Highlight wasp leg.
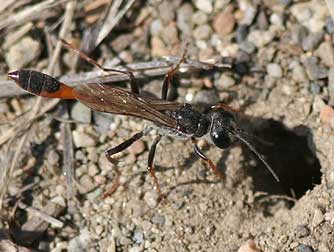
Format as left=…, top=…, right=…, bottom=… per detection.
left=161, top=46, right=188, bottom=100
left=105, top=131, right=145, bottom=162
left=60, top=39, right=139, bottom=94
left=191, top=138, right=224, bottom=179
left=147, top=135, right=166, bottom=199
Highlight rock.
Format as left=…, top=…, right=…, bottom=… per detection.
left=309, top=82, right=321, bottom=94
left=79, top=174, right=96, bottom=194
left=143, top=191, right=159, bottom=208
left=302, top=32, right=323, bottom=51
left=320, top=105, right=334, bottom=128
left=176, top=3, right=193, bottom=36
left=150, top=19, right=163, bottom=36
left=158, top=1, right=175, bottom=24
left=295, top=225, right=310, bottom=238
left=193, top=89, right=220, bottom=106
left=71, top=102, right=92, bottom=124
left=238, top=1, right=257, bottom=26
left=315, top=42, right=334, bottom=67
left=267, top=63, right=283, bottom=78
left=290, top=25, right=308, bottom=46
left=291, top=62, right=308, bottom=83
left=239, top=41, right=256, bottom=54
left=302, top=57, right=328, bottom=80
left=151, top=36, right=169, bottom=57
left=128, top=140, right=146, bottom=155
left=213, top=9, right=235, bottom=36
left=191, top=11, right=208, bottom=25
left=295, top=244, right=314, bottom=252
left=160, top=22, right=179, bottom=45
left=236, top=25, right=249, bottom=43
left=68, top=230, right=93, bottom=252
left=93, top=111, right=114, bottom=134
left=6, top=36, right=41, bottom=70
left=312, top=208, right=324, bottom=227
left=238, top=239, right=262, bottom=252
left=217, top=73, right=236, bottom=90
left=256, top=11, right=269, bottom=30
left=193, top=24, right=212, bottom=40
left=194, top=0, right=213, bottom=13
left=328, top=68, right=334, bottom=104
left=325, top=16, right=334, bottom=34
left=72, top=130, right=97, bottom=148
left=247, top=29, right=275, bottom=48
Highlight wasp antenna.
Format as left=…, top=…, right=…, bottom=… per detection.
left=235, top=128, right=274, bottom=146
left=234, top=132, right=280, bottom=182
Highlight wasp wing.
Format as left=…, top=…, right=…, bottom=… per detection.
left=73, top=83, right=182, bottom=128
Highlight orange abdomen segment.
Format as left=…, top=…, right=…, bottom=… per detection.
left=8, top=70, right=75, bottom=99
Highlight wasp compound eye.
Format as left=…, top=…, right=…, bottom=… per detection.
left=210, top=129, right=234, bottom=149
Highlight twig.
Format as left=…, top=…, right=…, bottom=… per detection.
left=1, top=58, right=232, bottom=98
left=17, top=202, right=64, bottom=228
left=0, top=0, right=68, bottom=30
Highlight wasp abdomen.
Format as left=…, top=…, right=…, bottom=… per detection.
left=8, top=70, right=75, bottom=99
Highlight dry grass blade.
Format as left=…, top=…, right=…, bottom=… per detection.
left=0, top=0, right=68, bottom=30
left=96, top=0, right=136, bottom=46
left=61, top=119, right=75, bottom=201
left=0, top=0, right=16, bottom=14
left=0, top=1, right=77, bottom=210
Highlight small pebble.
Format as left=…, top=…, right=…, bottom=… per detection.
left=312, top=208, right=324, bottom=227
left=133, top=230, right=144, bottom=244
left=176, top=3, right=193, bottom=36
left=247, top=30, right=275, bottom=48
left=315, top=42, right=334, bottom=67
left=290, top=242, right=299, bottom=249
left=309, top=82, right=321, bottom=94
left=256, top=11, right=269, bottom=30
left=267, top=63, right=283, bottom=78
left=328, top=68, right=334, bottom=104
left=88, top=164, right=99, bottom=177
left=79, top=174, right=96, bottom=194
left=236, top=25, right=249, bottom=43
left=302, top=32, right=323, bottom=51
left=213, top=10, right=235, bottom=36
left=193, top=89, right=220, bottom=106
left=239, top=41, right=256, bottom=54
left=320, top=105, right=334, bottom=128
left=71, top=102, right=92, bottom=124
left=194, top=0, right=213, bottom=13
left=295, top=225, right=310, bottom=238
left=290, top=24, right=308, bottom=46
left=143, top=191, right=159, bottom=208
left=158, top=1, right=175, bottom=24
left=325, top=16, right=334, bottom=34
left=238, top=239, right=262, bottom=252
left=303, top=57, right=328, bottom=80
left=291, top=63, right=308, bottom=82
left=73, top=131, right=97, bottom=148
left=295, top=244, right=314, bottom=252
left=191, top=11, right=208, bottom=25
left=128, top=140, right=146, bottom=155
left=217, top=73, right=236, bottom=89
left=193, top=24, right=212, bottom=40
left=6, top=36, right=41, bottom=70
left=151, top=214, right=165, bottom=225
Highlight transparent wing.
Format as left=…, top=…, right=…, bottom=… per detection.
left=73, top=83, right=182, bottom=128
